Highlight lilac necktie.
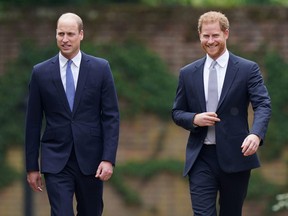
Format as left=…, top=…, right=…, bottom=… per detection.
left=66, top=60, right=75, bottom=111
left=206, top=61, right=218, bottom=144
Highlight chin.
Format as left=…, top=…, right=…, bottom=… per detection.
left=207, top=53, right=216, bottom=59
left=61, top=49, right=71, bottom=53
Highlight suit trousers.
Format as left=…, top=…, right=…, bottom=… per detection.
left=188, top=145, right=251, bottom=216
left=44, top=147, right=103, bottom=216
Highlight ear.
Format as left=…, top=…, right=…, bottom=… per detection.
left=224, top=29, right=229, bottom=39
left=80, top=30, right=84, bottom=41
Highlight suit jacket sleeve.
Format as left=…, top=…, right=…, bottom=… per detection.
left=172, top=66, right=200, bottom=133
left=25, top=66, right=43, bottom=172
left=247, top=62, right=271, bottom=143
left=100, top=61, right=120, bottom=165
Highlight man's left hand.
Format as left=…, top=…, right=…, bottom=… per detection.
left=241, top=134, right=261, bottom=156
left=95, top=161, right=113, bottom=181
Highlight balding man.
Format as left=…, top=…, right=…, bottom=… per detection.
left=25, top=12, right=120, bottom=216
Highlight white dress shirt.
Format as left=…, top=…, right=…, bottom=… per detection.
left=59, top=51, right=82, bottom=91
left=203, top=50, right=229, bottom=145
left=203, top=49, right=229, bottom=103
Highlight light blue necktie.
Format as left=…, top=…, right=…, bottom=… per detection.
left=66, top=60, right=75, bottom=111
left=206, top=61, right=218, bottom=144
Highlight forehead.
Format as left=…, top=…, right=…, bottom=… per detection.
left=57, top=18, right=78, bottom=32
left=200, top=22, right=222, bottom=34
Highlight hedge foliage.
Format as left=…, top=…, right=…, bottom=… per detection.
left=82, top=41, right=177, bottom=120
left=1, top=0, right=286, bottom=7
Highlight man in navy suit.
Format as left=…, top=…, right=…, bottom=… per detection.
left=172, top=11, right=271, bottom=216
left=25, top=13, right=119, bottom=216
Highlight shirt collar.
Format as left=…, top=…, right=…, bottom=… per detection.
left=206, top=49, right=229, bottom=68
left=59, top=51, right=82, bottom=68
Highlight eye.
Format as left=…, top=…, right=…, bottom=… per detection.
left=202, top=35, right=209, bottom=39
left=67, top=32, right=76, bottom=37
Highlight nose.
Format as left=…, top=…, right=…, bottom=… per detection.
left=207, top=36, right=215, bottom=44
left=62, top=34, right=69, bottom=42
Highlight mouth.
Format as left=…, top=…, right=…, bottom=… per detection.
left=207, top=44, right=217, bottom=49
left=206, top=45, right=218, bottom=53
left=61, top=44, right=71, bottom=50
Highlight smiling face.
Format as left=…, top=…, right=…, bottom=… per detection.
left=199, top=21, right=229, bottom=60
left=56, top=13, right=84, bottom=59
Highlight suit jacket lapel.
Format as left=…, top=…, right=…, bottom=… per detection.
left=217, top=53, right=238, bottom=112
left=194, top=58, right=207, bottom=112
left=51, top=55, right=72, bottom=113
left=72, top=52, right=90, bottom=114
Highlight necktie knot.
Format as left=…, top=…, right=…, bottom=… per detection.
left=210, top=60, right=217, bottom=69
left=67, top=59, right=72, bottom=67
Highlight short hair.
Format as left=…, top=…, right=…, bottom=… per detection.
left=198, top=11, right=229, bottom=33
left=57, top=12, right=83, bottom=32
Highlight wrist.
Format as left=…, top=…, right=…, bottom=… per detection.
left=192, top=114, right=199, bottom=127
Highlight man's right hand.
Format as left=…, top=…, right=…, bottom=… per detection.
left=27, top=171, right=43, bottom=192
left=193, top=112, right=221, bottom=127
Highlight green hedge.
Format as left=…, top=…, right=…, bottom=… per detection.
left=82, top=40, right=177, bottom=120
left=110, top=159, right=183, bottom=205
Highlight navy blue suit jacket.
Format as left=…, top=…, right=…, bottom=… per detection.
left=172, top=52, right=271, bottom=176
left=25, top=52, right=120, bottom=175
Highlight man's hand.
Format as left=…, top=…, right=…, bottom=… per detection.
left=193, top=112, right=221, bottom=127
left=95, top=161, right=113, bottom=181
left=27, top=171, right=43, bottom=192
left=241, top=134, right=261, bottom=156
